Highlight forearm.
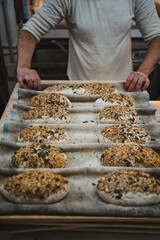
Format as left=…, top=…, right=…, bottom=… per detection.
left=17, top=30, right=41, bottom=90
left=137, top=36, right=160, bottom=76
left=17, top=30, right=37, bottom=69
left=125, top=37, right=160, bottom=92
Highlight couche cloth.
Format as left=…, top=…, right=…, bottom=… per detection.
left=22, top=0, right=160, bottom=81
left=1, top=167, right=160, bottom=216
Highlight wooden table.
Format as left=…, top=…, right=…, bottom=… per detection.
left=0, top=82, right=160, bottom=234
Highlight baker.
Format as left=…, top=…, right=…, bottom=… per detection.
left=17, top=0, right=160, bottom=91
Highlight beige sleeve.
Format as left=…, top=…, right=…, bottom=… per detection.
left=22, top=0, right=68, bottom=42
left=134, top=0, right=160, bottom=44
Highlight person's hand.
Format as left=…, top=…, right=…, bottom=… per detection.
left=17, top=67, right=41, bottom=90
left=125, top=71, right=150, bottom=92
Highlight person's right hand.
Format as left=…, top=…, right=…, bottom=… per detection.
left=17, top=67, right=41, bottom=90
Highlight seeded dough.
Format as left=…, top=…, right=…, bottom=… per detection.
left=22, top=107, right=70, bottom=123
left=99, top=124, right=151, bottom=144
left=28, top=93, right=71, bottom=108
left=94, top=93, right=134, bottom=107
left=101, top=144, right=160, bottom=168
left=98, top=105, right=139, bottom=124
left=97, top=169, right=160, bottom=206
left=17, top=125, right=69, bottom=143
left=1, top=170, right=69, bottom=204
left=43, top=83, right=116, bottom=95
left=11, top=143, right=67, bottom=168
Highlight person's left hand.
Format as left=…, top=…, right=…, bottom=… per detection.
left=125, top=71, right=150, bottom=92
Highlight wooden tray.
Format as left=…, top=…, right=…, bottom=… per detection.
left=1, top=81, right=160, bottom=233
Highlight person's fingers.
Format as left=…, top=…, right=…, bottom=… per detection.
left=125, top=72, right=134, bottom=90
left=127, top=74, right=139, bottom=92
left=18, top=77, right=26, bottom=89
left=142, top=78, right=150, bottom=90
left=36, top=73, right=41, bottom=90
left=17, top=68, right=41, bottom=90
left=134, top=71, right=150, bottom=91
left=25, top=75, right=34, bottom=89
left=135, top=76, right=144, bottom=91
left=29, top=73, right=38, bottom=90
left=33, top=71, right=41, bottom=90
left=32, top=81, right=38, bottom=90
left=125, top=71, right=150, bottom=92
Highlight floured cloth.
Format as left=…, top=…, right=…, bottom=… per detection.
left=0, top=141, right=160, bottom=170
left=11, top=104, right=157, bottom=125
left=22, top=0, right=160, bottom=80
left=1, top=121, right=160, bottom=144
left=1, top=167, right=160, bottom=216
